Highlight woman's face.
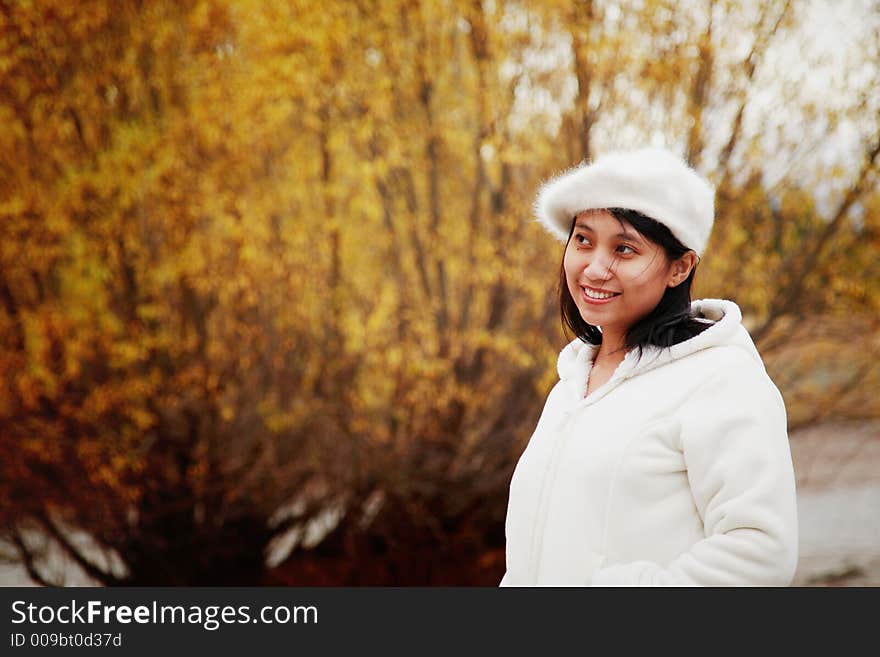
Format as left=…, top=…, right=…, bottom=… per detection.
left=563, top=209, right=682, bottom=337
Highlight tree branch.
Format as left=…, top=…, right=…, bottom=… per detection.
left=716, top=0, right=792, bottom=194
left=569, top=0, right=597, bottom=160
left=685, top=0, right=715, bottom=166
left=37, top=512, right=122, bottom=586
left=752, top=131, right=880, bottom=343
left=10, top=530, right=54, bottom=587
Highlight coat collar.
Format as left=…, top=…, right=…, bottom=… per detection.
left=556, top=298, right=763, bottom=401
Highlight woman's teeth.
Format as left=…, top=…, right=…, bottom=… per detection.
left=583, top=288, right=619, bottom=299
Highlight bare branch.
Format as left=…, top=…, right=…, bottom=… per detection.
left=412, top=1, right=449, bottom=349
left=716, top=0, right=792, bottom=193
left=685, top=0, right=716, bottom=166
left=569, top=0, right=597, bottom=160
left=9, top=530, right=54, bottom=587
left=752, top=132, right=880, bottom=343
left=37, top=513, right=121, bottom=586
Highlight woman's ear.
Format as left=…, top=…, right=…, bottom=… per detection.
left=667, top=251, right=697, bottom=288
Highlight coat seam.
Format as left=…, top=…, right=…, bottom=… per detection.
left=597, top=417, right=668, bottom=561
left=526, top=406, right=577, bottom=583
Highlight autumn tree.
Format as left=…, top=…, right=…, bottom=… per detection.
left=1, top=0, right=877, bottom=585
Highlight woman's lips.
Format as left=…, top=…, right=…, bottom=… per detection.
left=581, top=287, right=621, bottom=305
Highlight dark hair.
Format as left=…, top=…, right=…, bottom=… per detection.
left=558, top=207, right=712, bottom=360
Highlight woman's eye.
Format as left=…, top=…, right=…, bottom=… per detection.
left=575, top=234, right=590, bottom=245
left=618, top=245, right=636, bottom=254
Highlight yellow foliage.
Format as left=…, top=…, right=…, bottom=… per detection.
left=0, top=0, right=877, bottom=585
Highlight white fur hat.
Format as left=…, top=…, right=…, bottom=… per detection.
left=534, top=147, right=715, bottom=257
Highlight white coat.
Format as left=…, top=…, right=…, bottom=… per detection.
left=500, top=298, right=798, bottom=586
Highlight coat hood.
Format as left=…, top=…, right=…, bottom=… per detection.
left=556, top=298, right=763, bottom=399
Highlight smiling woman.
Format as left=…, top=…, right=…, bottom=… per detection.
left=501, top=148, right=799, bottom=586
left=563, top=208, right=701, bottom=369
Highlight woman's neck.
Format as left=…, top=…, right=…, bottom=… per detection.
left=594, top=345, right=626, bottom=366
left=596, top=330, right=627, bottom=364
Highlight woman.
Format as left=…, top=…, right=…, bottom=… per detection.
left=500, top=148, right=798, bottom=586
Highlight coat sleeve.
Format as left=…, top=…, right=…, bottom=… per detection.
left=591, top=362, right=799, bottom=586
left=500, top=379, right=571, bottom=587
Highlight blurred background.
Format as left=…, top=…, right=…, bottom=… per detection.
left=0, top=0, right=878, bottom=586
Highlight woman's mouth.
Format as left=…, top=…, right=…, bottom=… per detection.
left=581, top=286, right=621, bottom=304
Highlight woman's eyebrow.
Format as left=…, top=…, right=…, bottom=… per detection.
left=574, top=222, right=643, bottom=243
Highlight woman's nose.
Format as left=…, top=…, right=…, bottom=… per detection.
left=583, top=253, right=614, bottom=280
